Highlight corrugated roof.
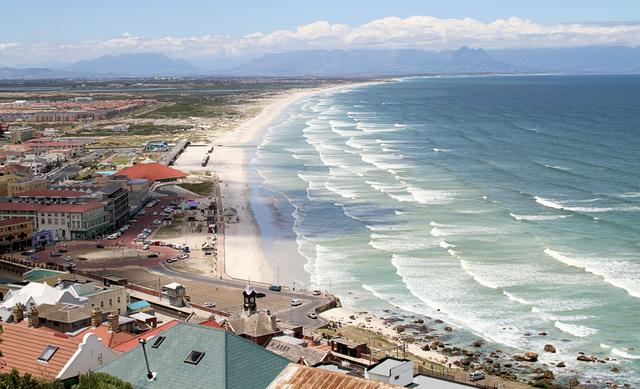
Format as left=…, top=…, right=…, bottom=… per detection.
left=116, top=163, right=187, bottom=182
left=0, top=323, right=81, bottom=380
left=0, top=202, right=103, bottom=213
left=127, top=300, right=151, bottom=311
left=100, top=321, right=289, bottom=389
left=267, top=364, right=400, bottom=389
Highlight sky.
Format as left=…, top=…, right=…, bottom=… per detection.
left=2, top=0, right=640, bottom=66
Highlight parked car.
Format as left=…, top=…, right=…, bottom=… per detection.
left=166, top=257, right=177, bottom=263
left=290, top=299, right=302, bottom=307
left=50, top=251, right=62, bottom=257
left=58, top=248, right=68, bottom=253
left=469, top=371, right=486, bottom=381
left=307, top=312, right=318, bottom=319
left=203, top=302, right=216, bottom=308
left=152, top=219, right=161, bottom=225
left=153, top=211, right=158, bottom=216
left=269, top=285, right=282, bottom=292
left=178, top=253, right=189, bottom=259
left=96, top=244, right=105, bottom=249
left=312, top=290, right=321, bottom=296
left=147, top=253, right=159, bottom=258
left=142, top=244, right=149, bottom=250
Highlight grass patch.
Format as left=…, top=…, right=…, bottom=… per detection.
left=153, top=217, right=184, bottom=239
left=178, top=181, right=214, bottom=196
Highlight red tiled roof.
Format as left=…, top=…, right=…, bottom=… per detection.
left=112, top=320, right=179, bottom=353
left=0, top=323, right=81, bottom=380
left=0, top=217, right=32, bottom=226
left=73, top=325, right=137, bottom=349
left=116, top=163, right=187, bottom=181
left=0, top=201, right=103, bottom=213
left=14, top=189, right=88, bottom=198
left=199, top=319, right=223, bottom=329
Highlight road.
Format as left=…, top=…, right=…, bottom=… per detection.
left=152, top=262, right=331, bottom=330
left=45, top=150, right=107, bottom=182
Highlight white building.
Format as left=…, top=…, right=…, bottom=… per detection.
left=365, top=357, right=414, bottom=387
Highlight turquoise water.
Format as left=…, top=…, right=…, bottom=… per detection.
left=253, top=75, right=640, bottom=385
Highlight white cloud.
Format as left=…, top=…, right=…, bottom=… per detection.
left=2, top=16, right=640, bottom=66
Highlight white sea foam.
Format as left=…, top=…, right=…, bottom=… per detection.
left=544, top=248, right=640, bottom=298
left=510, top=213, right=571, bottom=221
left=554, top=321, right=598, bottom=337
left=503, top=291, right=531, bottom=305
left=535, top=196, right=640, bottom=213
left=543, top=164, right=572, bottom=172
left=611, top=348, right=640, bottom=360
left=406, top=187, right=454, bottom=204
left=600, top=343, right=612, bottom=349
left=369, top=233, right=436, bottom=252
left=439, top=240, right=455, bottom=249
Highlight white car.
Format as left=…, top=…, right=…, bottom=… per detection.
left=203, top=302, right=216, bottom=308
left=312, top=290, right=321, bottom=296
left=307, top=311, right=318, bottom=319
left=469, top=371, right=485, bottom=381
left=178, top=253, right=189, bottom=259
left=142, top=244, right=149, bottom=250
left=153, top=219, right=161, bottom=225
left=290, top=299, right=302, bottom=307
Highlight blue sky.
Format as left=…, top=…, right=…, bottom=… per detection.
left=2, top=1, right=639, bottom=66
left=3, top=0, right=639, bottom=42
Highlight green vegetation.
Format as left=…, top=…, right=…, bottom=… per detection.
left=70, top=122, right=185, bottom=137
left=73, top=372, right=133, bottom=389
left=178, top=180, right=214, bottom=196
left=154, top=216, right=184, bottom=239
left=0, top=369, right=64, bottom=389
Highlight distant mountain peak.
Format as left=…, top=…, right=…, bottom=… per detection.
left=64, top=53, right=201, bottom=76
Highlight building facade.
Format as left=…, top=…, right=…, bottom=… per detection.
left=0, top=217, right=33, bottom=253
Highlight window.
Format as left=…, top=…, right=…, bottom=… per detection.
left=184, top=351, right=205, bottom=365
left=151, top=336, right=166, bottom=348
left=100, top=301, right=103, bottom=308
left=37, top=345, right=59, bottom=362
left=109, top=299, right=112, bottom=306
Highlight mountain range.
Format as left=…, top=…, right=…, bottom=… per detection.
left=1, top=46, right=640, bottom=79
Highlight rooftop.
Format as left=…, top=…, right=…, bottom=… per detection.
left=99, top=321, right=290, bottom=389
left=14, top=189, right=88, bottom=198
left=0, top=323, right=81, bottom=380
left=0, top=201, right=104, bottom=213
left=37, top=303, right=93, bottom=324
left=267, top=363, right=399, bottom=389
left=115, top=162, right=187, bottom=182
left=367, top=358, right=411, bottom=376
left=0, top=216, right=31, bottom=226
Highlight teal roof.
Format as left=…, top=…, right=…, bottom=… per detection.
left=98, top=322, right=289, bottom=389
left=23, top=268, right=66, bottom=281
left=127, top=300, right=151, bottom=311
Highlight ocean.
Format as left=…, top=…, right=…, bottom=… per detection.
left=252, top=75, right=640, bottom=386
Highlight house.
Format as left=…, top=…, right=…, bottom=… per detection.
left=33, top=303, right=96, bottom=333
left=0, top=282, right=87, bottom=319
left=330, top=337, right=369, bottom=359
left=266, top=336, right=329, bottom=366
left=365, top=357, right=414, bottom=387
left=9, top=126, right=33, bottom=144
left=32, top=228, right=54, bottom=250
left=161, top=282, right=187, bottom=307
left=98, top=321, right=290, bottom=389
left=0, top=321, right=119, bottom=382
left=23, top=268, right=71, bottom=285
left=267, top=363, right=399, bottom=389
left=225, top=287, right=283, bottom=346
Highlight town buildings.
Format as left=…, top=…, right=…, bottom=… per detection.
left=9, top=125, right=33, bottom=144
left=0, top=217, right=33, bottom=253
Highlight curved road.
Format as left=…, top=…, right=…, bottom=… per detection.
left=153, top=262, right=331, bottom=330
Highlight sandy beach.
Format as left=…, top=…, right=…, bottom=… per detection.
left=205, top=82, right=381, bottom=285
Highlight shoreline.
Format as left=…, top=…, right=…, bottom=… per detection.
left=209, top=81, right=383, bottom=285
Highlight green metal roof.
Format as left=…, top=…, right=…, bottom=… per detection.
left=98, top=322, right=289, bottom=389
left=23, top=268, right=66, bottom=281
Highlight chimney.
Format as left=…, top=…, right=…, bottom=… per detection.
left=27, top=304, right=40, bottom=328
left=12, top=303, right=24, bottom=323
left=107, top=311, right=120, bottom=332
left=91, top=307, right=102, bottom=328
left=271, top=315, right=277, bottom=331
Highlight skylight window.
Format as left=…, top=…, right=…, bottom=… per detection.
left=151, top=336, right=165, bottom=348
left=37, top=345, right=59, bottom=362
left=184, top=350, right=205, bottom=365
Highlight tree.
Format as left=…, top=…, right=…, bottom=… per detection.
left=0, top=369, right=64, bottom=389
left=73, top=372, right=133, bottom=389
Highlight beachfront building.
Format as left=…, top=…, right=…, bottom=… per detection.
left=23, top=138, right=88, bottom=157
left=98, top=322, right=290, bottom=389
left=114, top=162, right=187, bottom=183
left=226, top=287, right=284, bottom=346
left=0, top=201, right=110, bottom=240
left=365, top=357, right=414, bottom=387
left=0, top=217, right=33, bottom=253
